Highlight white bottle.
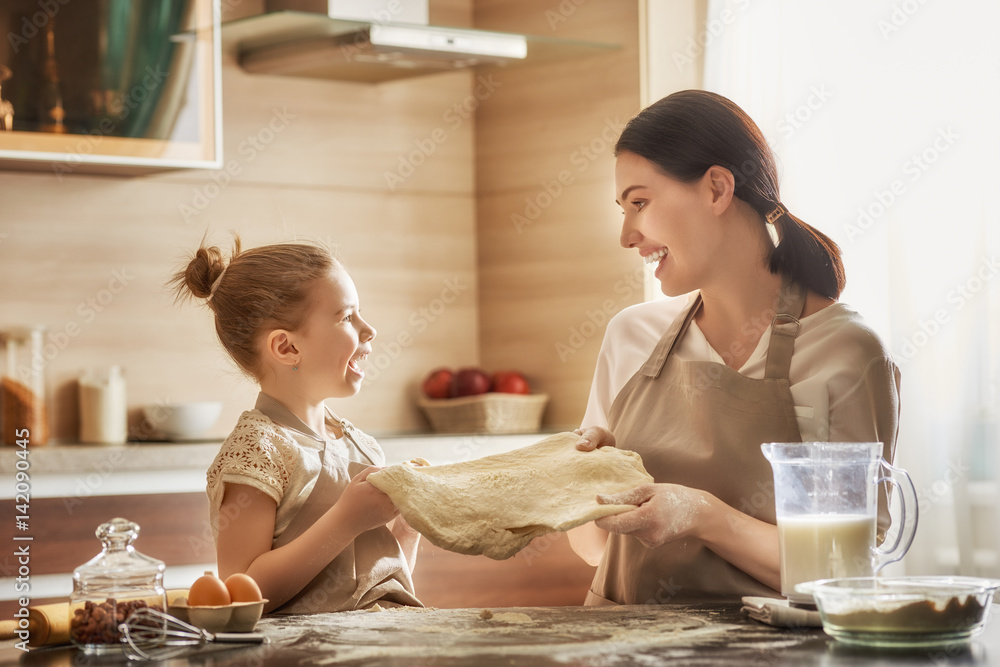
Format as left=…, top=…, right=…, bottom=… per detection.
left=79, top=366, right=127, bottom=444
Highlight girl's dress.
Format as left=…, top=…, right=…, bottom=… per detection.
left=207, top=392, right=422, bottom=612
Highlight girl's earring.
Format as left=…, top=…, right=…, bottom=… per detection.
left=292, top=362, right=299, bottom=371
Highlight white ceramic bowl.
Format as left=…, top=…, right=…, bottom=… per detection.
left=142, top=401, right=223, bottom=441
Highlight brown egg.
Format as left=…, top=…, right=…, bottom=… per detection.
left=225, top=573, right=263, bottom=603
left=188, top=571, right=232, bottom=606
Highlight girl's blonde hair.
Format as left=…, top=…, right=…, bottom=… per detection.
left=170, top=235, right=337, bottom=380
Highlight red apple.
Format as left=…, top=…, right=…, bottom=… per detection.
left=451, top=367, right=491, bottom=397
left=491, top=371, right=531, bottom=395
left=421, top=368, right=453, bottom=399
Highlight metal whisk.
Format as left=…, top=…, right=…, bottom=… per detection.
left=119, top=607, right=268, bottom=661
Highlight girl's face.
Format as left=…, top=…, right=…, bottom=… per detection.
left=294, top=266, right=376, bottom=399
left=615, top=151, right=725, bottom=297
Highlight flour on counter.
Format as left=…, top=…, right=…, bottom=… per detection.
left=488, top=611, right=534, bottom=624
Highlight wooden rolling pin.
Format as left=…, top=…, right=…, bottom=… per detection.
left=0, top=601, right=71, bottom=645
left=0, top=590, right=189, bottom=646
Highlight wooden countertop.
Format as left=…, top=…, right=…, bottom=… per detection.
left=4, top=603, right=1000, bottom=666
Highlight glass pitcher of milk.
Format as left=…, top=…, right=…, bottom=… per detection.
left=761, top=442, right=918, bottom=605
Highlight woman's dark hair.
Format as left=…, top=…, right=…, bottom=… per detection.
left=615, top=89, right=845, bottom=299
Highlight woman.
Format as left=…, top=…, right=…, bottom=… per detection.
left=569, top=90, right=900, bottom=604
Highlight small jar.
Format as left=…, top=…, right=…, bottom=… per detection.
left=78, top=366, right=127, bottom=444
left=0, top=326, right=49, bottom=446
left=70, top=518, right=166, bottom=653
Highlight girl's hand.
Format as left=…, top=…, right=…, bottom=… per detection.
left=574, top=426, right=616, bottom=451
left=594, top=483, right=711, bottom=549
left=336, top=466, right=400, bottom=536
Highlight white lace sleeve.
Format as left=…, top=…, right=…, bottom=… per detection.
left=206, top=410, right=293, bottom=509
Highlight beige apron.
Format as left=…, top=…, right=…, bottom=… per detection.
left=586, top=283, right=806, bottom=605
left=259, top=395, right=422, bottom=613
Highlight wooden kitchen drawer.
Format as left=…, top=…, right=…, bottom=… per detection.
left=0, top=492, right=215, bottom=577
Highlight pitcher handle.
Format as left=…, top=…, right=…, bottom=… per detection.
left=874, top=460, right=919, bottom=572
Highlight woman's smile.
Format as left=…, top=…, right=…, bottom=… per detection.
left=643, top=248, right=669, bottom=277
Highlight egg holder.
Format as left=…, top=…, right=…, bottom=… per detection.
left=168, top=598, right=267, bottom=633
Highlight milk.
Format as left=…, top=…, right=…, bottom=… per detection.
left=778, top=514, right=876, bottom=602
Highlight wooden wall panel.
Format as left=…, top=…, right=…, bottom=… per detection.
left=474, top=0, right=644, bottom=429
left=430, top=0, right=474, bottom=27
left=0, top=0, right=479, bottom=440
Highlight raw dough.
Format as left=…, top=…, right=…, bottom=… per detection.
left=368, top=432, right=653, bottom=560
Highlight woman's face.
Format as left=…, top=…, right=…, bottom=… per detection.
left=294, top=266, right=376, bottom=399
left=615, top=151, right=725, bottom=297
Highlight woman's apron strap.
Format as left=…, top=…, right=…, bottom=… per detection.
left=639, top=293, right=703, bottom=379
left=764, top=282, right=806, bottom=380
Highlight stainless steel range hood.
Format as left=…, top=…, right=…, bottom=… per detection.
left=222, top=0, right=618, bottom=83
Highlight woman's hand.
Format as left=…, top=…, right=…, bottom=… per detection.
left=336, top=466, right=400, bottom=536
left=574, top=426, right=616, bottom=451
left=594, top=483, right=710, bottom=549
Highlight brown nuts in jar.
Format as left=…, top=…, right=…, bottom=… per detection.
left=70, top=598, right=162, bottom=646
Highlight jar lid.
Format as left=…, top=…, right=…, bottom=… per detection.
left=72, top=518, right=165, bottom=592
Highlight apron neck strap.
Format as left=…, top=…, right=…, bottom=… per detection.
left=764, top=281, right=806, bottom=380
left=640, top=293, right=702, bottom=378
left=640, top=282, right=807, bottom=380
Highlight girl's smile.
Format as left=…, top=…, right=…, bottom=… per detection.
left=347, top=352, right=367, bottom=380
left=293, top=266, right=376, bottom=399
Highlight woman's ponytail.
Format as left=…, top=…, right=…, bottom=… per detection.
left=767, top=207, right=845, bottom=300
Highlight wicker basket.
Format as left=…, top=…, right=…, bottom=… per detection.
left=417, top=393, right=549, bottom=434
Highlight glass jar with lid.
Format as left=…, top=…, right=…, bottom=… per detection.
left=0, top=326, right=49, bottom=446
left=70, top=518, right=166, bottom=653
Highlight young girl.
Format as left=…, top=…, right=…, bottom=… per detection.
left=172, top=237, right=422, bottom=613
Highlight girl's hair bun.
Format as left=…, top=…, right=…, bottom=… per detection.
left=168, top=235, right=335, bottom=380
left=171, top=237, right=240, bottom=302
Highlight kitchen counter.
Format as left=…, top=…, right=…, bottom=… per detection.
left=3, top=603, right=999, bottom=666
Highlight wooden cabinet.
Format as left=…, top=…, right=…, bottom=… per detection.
left=0, top=0, right=221, bottom=175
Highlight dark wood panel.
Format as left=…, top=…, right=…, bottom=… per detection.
left=0, top=493, right=215, bottom=578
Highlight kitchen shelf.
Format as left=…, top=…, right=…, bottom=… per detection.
left=222, top=11, right=619, bottom=83
left=0, top=0, right=222, bottom=175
